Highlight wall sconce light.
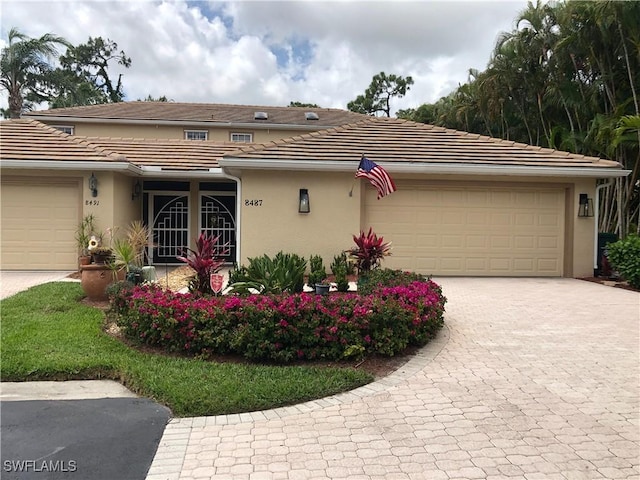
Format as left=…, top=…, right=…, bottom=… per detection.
left=578, top=193, right=594, bottom=217
left=132, top=180, right=142, bottom=200
left=298, top=188, right=310, bottom=213
left=88, top=173, right=98, bottom=197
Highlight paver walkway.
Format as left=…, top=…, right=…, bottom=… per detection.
left=146, top=278, right=640, bottom=480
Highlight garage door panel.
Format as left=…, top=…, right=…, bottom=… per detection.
left=1, top=180, right=80, bottom=270
left=466, top=212, right=489, bottom=225
left=465, top=258, right=489, bottom=272
left=442, top=212, right=465, bottom=225
left=466, top=235, right=489, bottom=248
left=364, top=184, right=564, bottom=276
left=416, top=211, right=439, bottom=224
left=416, top=234, right=438, bottom=247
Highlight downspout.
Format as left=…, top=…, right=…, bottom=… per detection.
left=218, top=169, right=242, bottom=266
left=594, top=180, right=614, bottom=274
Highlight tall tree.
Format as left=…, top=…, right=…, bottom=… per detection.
left=347, top=72, right=414, bottom=117
left=0, top=27, right=69, bottom=118
left=406, top=0, right=639, bottom=236
left=47, top=37, right=131, bottom=107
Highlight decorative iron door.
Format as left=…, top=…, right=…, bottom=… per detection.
left=150, top=194, right=189, bottom=264
left=200, top=193, right=236, bottom=262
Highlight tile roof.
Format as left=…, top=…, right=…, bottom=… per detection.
left=0, top=119, right=238, bottom=169
left=78, top=137, right=241, bottom=170
left=23, top=102, right=367, bottom=127
left=1, top=117, right=623, bottom=174
left=224, top=117, right=622, bottom=169
left=0, top=119, right=122, bottom=163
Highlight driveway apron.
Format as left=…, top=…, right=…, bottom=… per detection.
left=144, top=277, right=639, bottom=480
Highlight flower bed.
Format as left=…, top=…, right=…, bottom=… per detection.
left=111, top=279, right=446, bottom=363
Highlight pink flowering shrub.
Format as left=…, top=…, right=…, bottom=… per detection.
left=111, top=279, right=446, bottom=363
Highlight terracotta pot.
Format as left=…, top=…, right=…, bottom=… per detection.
left=78, top=255, right=92, bottom=268
left=81, top=264, right=125, bottom=301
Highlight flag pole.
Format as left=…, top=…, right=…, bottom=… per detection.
left=349, top=154, right=365, bottom=197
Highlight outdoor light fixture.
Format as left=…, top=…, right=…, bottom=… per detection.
left=298, top=188, right=310, bottom=213
left=578, top=193, right=594, bottom=217
left=132, top=180, right=142, bottom=200
left=88, top=173, right=98, bottom=197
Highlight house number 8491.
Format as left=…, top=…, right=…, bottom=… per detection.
left=244, top=199, right=263, bottom=206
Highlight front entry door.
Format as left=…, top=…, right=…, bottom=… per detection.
left=200, top=193, right=236, bottom=262
left=150, top=194, right=189, bottom=264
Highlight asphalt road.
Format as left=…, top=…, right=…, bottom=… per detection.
left=1, top=398, right=171, bottom=480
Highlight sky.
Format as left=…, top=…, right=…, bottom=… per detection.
left=0, top=0, right=529, bottom=115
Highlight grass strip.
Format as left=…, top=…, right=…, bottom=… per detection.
left=0, top=282, right=372, bottom=416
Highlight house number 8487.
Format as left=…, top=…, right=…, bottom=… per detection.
left=244, top=199, right=263, bottom=206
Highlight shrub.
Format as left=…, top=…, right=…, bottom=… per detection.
left=176, top=233, right=229, bottom=295
left=331, top=251, right=355, bottom=276
left=228, top=252, right=306, bottom=294
left=112, top=278, right=446, bottom=363
left=358, top=268, right=427, bottom=295
left=333, top=265, right=350, bottom=292
left=606, top=234, right=640, bottom=288
left=308, top=254, right=327, bottom=286
left=349, top=228, right=391, bottom=273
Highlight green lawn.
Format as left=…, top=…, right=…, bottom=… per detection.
left=0, top=282, right=372, bottom=416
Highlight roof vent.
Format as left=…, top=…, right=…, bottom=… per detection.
left=305, top=112, right=319, bottom=120
left=254, top=111, right=268, bottom=120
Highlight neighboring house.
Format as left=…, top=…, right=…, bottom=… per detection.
left=1, top=103, right=630, bottom=278
left=23, top=102, right=366, bottom=143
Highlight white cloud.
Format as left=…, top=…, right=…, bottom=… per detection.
left=0, top=0, right=527, bottom=114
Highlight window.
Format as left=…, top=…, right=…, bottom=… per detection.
left=52, top=125, right=74, bottom=135
left=230, top=133, right=253, bottom=143
left=184, top=130, right=208, bottom=140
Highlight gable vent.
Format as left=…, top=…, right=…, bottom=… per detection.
left=254, top=111, right=268, bottom=120
left=305, top=112, right=319, bottom=120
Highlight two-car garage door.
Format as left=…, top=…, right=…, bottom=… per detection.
left=364, top=182, right=566, bottom=276
left=1, top=178, right=80, bottom=270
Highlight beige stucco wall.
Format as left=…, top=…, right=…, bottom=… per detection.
left=45, top=121, right=317, bottom=143
left=239, top=170, right=362, bottom=269
left=79, top=171, right=133, bottom=238
left=1, top=166, right=601, bottom=277
left=571, top=178, right=598, bottom=277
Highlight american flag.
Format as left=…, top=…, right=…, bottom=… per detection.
left=355, top=156, right=397, bottom=199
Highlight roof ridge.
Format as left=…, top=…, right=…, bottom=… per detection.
left=25, top=101, right=367, bottom=114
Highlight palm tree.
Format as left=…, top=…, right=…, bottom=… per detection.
left=0, top=28, right=69, bottom=118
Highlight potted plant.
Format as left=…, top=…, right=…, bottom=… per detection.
left=75, top=214, right=97, bottom=268
left=91, top=246, right=113, bottom=265
left=314, top=279, right=331, bottom=295
left=112, top=237, right=145, bottom=285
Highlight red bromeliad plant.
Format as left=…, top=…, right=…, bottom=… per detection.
left=177, top=232, right=229, bottom=294
left=349, top=228, right=391, bottom=273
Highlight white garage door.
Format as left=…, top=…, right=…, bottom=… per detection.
left=1, top=178, right=80, bottom=270
left=364, top=183, right=565, bottom=276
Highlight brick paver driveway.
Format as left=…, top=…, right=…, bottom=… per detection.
left=147, top=278, right=639, bottom=480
